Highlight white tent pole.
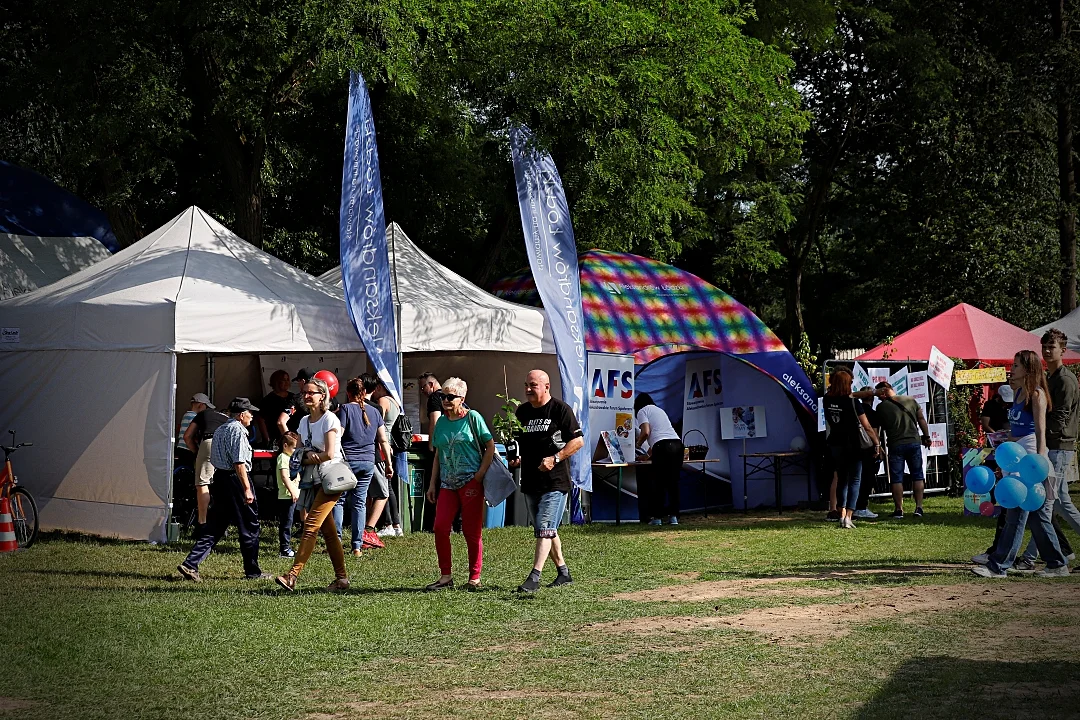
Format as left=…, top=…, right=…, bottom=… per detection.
left=164, top=353, right=178, bottom=543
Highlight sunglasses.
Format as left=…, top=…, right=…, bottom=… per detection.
left=301, top=390, right=323, bottom=396
left=442, top=394, right=462, bottom=402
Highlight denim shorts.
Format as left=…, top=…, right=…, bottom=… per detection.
left=887, top=443, right=925, bottom=483
left=525, top=491, right=567, bottom=538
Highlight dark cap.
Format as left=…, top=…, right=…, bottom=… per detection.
left=227, top=397, right=260, bottom=414
left=293, top=367, right=314, bottom=382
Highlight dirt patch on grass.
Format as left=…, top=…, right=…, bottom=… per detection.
left=613, top=565, right=964, bottom=602
left=594, top=581, right=1080, bottom=645
left=305, top=689, right=613, bottom=720
left=669, top=571, right=701, bottom=581
left=0, top=698, right=37, bottom=711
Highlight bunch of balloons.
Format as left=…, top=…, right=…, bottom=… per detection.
left=964, top=441, right=1051, bottom=514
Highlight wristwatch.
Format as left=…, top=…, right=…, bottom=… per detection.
left=552, top=455, right=561, bottom=464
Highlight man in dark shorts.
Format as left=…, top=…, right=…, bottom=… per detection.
left=257, top=369, right=302, bottom=448
left=510, top=369, right=585, bottom=593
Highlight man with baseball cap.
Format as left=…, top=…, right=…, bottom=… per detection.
left=178, top=397, right=268, bottom=582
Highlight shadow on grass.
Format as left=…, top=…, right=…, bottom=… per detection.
left=855, top=657, right=1080, bottom=720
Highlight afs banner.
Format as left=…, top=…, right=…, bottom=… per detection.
left=682, top=357, right=729, bottom=479
left=588, top=353, right=635, bottom=464
left=339, top=71, right=401, bottom=402
left=510, top=125, right=591, bottom=492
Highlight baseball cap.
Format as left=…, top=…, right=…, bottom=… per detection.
left=227, top=397, right=260, bottom=414
left=997, top=385, right=1014, bottom=403
left=293, top=367, right=314, bottom=382
left=191, top=393, right=214, bottom=409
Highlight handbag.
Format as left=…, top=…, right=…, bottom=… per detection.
left=466, top=411, right=519, bottom=506
left=317, top=459, right=358, bottom=495
left=851, top=398, right=875, bottom=450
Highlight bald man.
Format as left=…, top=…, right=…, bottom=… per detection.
left=510, top=370, right=585, bottom=592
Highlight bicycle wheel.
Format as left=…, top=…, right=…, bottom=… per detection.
left=9, top=487, right=39, bottom=549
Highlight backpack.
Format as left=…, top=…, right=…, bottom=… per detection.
left=389, top=412, right=413, bottom=453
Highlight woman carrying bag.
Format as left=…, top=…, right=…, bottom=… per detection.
left=424, top=377, right=496, bottom=592
left=275, top=378, right=351, bottom=592
left=823, top=367, right=881, bottom=529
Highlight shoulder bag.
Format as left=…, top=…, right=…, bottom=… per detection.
left=466, top=411, right=518, bottom=507
left=851, top=398, right=875, bottom=450
left=317, top=459, right=358, bottom=495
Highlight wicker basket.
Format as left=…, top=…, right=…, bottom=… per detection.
left=682, top=429, right=709, bottom=460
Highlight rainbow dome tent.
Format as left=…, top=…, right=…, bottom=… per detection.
left=493, top=250, right=818, bottom=513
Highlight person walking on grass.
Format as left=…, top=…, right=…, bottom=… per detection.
left=275, top=378, right=351, bottom=592
left=333, top=376, right=392, bottom=557
left=973, top=350, right=1068, bottom=578
left=823, top=368, right=881, bottom=530
left=874, top=381, right=931, bottom=519
left=424, top=377, right=495, bottom=592
left=178, top=398, right=267, bottom=582
left=510, top=370, right=585, bottom=592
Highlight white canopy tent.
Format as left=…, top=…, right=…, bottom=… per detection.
left=0, top=233, right=111, bottom=300
left=1034, top=310, right=1080, bottom=352
left=0, top=208, right=556, bottom=541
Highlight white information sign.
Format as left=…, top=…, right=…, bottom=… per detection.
left=587, top=352, right=635, bottom=463
left=928, top=345, right=955, bottom=390
left=720, top=405, right=767, bottom=440
left=852, top=362, right=871, bottom=392
left=908, top=371, right=930, bottom=403
left=928, top=422, right=949, bottom=457
left=889, top=366, right=909, bottom=396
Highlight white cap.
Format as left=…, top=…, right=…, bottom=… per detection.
left=997, top=385, right=1014, bottom=403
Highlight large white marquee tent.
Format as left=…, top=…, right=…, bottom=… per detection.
left=0, top=207, right=555, bottom=541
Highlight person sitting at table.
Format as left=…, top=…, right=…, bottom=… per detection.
left=634, top=393, right=684, bottom=526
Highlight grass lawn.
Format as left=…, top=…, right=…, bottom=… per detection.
left=3, top=495, right=1079, bottom=720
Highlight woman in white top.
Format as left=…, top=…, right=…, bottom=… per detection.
left=275, top=378, right=349, bottom=592
left=635, top=393, right=684, bottom=526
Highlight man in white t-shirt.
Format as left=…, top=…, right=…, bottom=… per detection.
left=634, top=393, right=684, bottom=525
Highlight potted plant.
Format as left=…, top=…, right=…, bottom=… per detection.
left=491, top=392, right=524, bottom=465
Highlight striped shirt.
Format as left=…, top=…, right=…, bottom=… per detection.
left=210, top=418, right=253, bottom=472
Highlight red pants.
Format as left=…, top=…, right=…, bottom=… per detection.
left=434, top=478, right=484, bottom=581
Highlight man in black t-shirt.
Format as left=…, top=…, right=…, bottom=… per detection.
left=182, top=404, right=231, bottom=525
left=510, top=369, right=585, bottom=593
left=257, top=369, right=302, bottom=448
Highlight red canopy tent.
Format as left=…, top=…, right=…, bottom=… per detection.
left=857, top=303, right=1080, bottom=365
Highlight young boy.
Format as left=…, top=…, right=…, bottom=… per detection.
left=277, top=431, right=301, bottom=558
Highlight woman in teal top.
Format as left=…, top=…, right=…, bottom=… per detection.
left=424, top=377, right=495, bottom=591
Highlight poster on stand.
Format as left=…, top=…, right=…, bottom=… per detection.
left=852, top=362, right=871, bottom=392
left=682, top=357, right=729, bottom=477
left=927, top=423, right=948, bottom=456
left=928, top=345, right=955, bottom=390
left=889, top=366, right=909, bottom=396
left=908, top=371, right=930, bottom=403
left=720, top=406, right=767, bottom=440
left=587, top=353, right=635, bottom=464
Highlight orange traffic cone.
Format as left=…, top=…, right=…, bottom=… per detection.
left=0, top=497, right=18, bottom=553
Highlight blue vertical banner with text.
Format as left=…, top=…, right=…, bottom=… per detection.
left=510, top=126, right=592, bottom=498
left=339, top=71, right=401, bottom=403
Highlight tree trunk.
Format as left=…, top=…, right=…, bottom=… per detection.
left=786, top=261, right=805, bottom=350
left=1053, top=0, right=1077, bottom=315
left=217, top=129, right=265, bottom=248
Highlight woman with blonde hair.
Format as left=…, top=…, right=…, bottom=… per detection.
left=275, top=377, right=350, bottom=592
left=823, top=367, right=881, bottom=529
left=424, top=377, right=496, bottom=591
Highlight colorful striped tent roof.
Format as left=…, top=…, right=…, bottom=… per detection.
left=491, top=250, right=789, bottom=364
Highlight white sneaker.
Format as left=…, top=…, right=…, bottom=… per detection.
left=376, top=526, right=397, bottom=538
left=972, top=565, right=1007, bottom=578
left=1036, top=565, right=1070, bottom=578
left=1067, top=553, right=1076, bottom=562
left=853, top=509, right=878, bottom=519
left=394, top=526, right=404, bottom=537
left=971, top=553, right=990, bottom=566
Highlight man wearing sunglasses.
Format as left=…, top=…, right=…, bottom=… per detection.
left=511, top=369, right=585, bottom=592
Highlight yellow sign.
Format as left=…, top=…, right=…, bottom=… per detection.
left=954, top=367, right=1007, bottom=385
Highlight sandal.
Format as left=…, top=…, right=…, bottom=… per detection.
left=424, top=577, right=454, bottom=592
left=327, top=577, right=351, bottom=593
left=275, top=574, right=296, bottom=592
left=466, top=581, right=482, bottom=592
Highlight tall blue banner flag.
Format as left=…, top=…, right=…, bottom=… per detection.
left=510, top=126, right=592, bottom=494
left=339, top=71, right=401, bottom=402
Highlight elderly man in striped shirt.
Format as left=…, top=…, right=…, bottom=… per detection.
left=178, top=397, right=268, bottom=582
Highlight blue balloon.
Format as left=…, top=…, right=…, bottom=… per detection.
left=965, top=465, right=995, bottom=494
left=1016, top=454, right=1051, bottom=487
left=1019, top=482, right=1047, bottom=512
left=995, top=476, right=1028, bottom=509
left=994, top=442, right=1027, bottom=473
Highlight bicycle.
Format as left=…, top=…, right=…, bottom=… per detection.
left=1, top=430, right=39, bottom=549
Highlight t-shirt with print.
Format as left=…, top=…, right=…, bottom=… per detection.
left=824, top=395, right=865, bottom=449
left=876, top=395, right=921, bottom=447
left=337, top=402, right=383, bottom=463
left=515, top=397, right=583, bottom=494
left=276, top=452, right=294, bottom=500
left=299, top=412, right=343, bottom=461
left=432, top=410, right=492, bottom=490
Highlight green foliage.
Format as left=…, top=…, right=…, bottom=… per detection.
left=793, top=332, right=821, bottom=386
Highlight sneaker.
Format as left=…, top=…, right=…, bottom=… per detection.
left=826, top=511, right=841, bottom=522
left=376, top=526, right=398, bottom=538
left=853, top=509, right=878, bottom=519
left=517, top=576, right=541, bottom=593
left=275, top=574, right=296, bottom=592
left=913, top=507, right=924, bottom=518
left=244, top=572, right=273, bottom=580
left=971, top=553, right=990, bottom=566
left=394, top=526, right=405, bottom=537
left=890, top=511, right=904, bottom=519
left=1067, top=553, right=1076, bottom=562
left=177, top=563, right=202, bottom=583
left=279, top=548, right=295, bottom=559
left=361, top=530, right=385, bottom=549
left=668, top=516, right=679, bottom=526
left=972, top=565, right=1007, bottom=579
left=326, top=577, right=351, bottom=592
left=1036, top=565, right=1071, bottom=578
left=1012, top=558, right=1037, bottom=573
left=648, top=518, right=662, bottom=526
left=351, top=548, right=363, bottom=557
left=548, top=573, right=574, bottom=588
